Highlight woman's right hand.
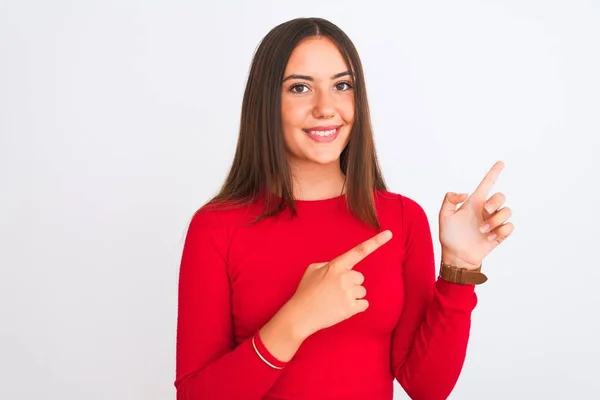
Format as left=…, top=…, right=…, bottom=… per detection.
left=289, top=229, right=393, bottom=338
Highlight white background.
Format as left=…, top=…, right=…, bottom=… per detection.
left=2, top=0, right=599, bottom=399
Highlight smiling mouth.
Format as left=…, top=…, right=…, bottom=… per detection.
left=303, top=127, right=338, bottom=137
left=302, top=126, right=342, bottom=142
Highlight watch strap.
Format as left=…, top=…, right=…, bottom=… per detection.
left=439, top=261, right=488, bottom=285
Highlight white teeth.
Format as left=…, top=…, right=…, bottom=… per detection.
left=306, top=128, right=337, bottom=136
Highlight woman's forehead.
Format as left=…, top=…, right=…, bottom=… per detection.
left=284, top=37, right=349, bottom=78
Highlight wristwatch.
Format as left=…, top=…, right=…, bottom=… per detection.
left=439, top=261, right=488, bottom=285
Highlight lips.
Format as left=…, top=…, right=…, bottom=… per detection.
left=302, top=125, right=342, bottom=143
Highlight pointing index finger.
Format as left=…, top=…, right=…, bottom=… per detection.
left=330, top=230, right=393, bottom=270
left=472, top=160, right=504, bottom=200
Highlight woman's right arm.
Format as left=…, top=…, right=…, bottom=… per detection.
left=175, top=207, right=392, bottom=399
left=174, top=209, right=304, bottom=400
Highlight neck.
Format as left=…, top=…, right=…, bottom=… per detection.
left=288, top=159, right=346, bottom=201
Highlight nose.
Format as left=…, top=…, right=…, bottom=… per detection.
left=312, top=90, right=336, bottom=119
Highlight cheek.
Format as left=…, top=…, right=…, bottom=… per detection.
left=281, top=100, right=307, bottom=152
left=338, top=96, right=355, bottom=124
left=281, top=98, right=310, bottom=126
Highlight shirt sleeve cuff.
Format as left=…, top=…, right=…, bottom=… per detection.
left=252, top=332, right=289, bottom=370
left=435, top=278, right=478, bottom=312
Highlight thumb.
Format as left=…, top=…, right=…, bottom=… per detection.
left=440, top=192, right=469, bottom=215
left=310, top=262, right=329, bottom=270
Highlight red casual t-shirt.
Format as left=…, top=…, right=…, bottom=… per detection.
left=175, top=190, right=477, bottom=399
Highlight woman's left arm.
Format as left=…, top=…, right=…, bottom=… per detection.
left=392, top=161, right=514, bottom=400
left=390, top=196, right=477, bottom=400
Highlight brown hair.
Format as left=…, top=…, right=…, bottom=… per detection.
left=208, top=17, right=387, bottom=229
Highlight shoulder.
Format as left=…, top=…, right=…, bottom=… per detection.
left=183, top=199, right=257, bottom=254
left=374, top=189, right=432, bottom=235
left=190, top=197, right=262, bottom=230
left=374, top=189, right=428, bottom=218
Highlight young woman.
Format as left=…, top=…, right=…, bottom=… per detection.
left=174, top=17, right=514, bottom=400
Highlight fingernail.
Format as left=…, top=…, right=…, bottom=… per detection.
left=485, top=204, right=495, bottom=213
left=488, top=233, right=497, bottom=241
left=480, top=224, right=490, bottom=233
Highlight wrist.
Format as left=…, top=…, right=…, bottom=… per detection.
left=279, top=298, right=312, bottom=342
left=441, top=249, right=480, bottom=270
left=259, top=303, right=307, bottom=363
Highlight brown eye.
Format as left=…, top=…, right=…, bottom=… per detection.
left=290, top=84, right=309, bottom=94
left=335, top=81, right=352, bottom=91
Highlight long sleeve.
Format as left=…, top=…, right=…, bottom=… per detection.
left=391, top=196, right=477, bottom=400
left=174, top=208, right=285, bottom=400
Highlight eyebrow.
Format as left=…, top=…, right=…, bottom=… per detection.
left=282, top=71, right=353, bottom=83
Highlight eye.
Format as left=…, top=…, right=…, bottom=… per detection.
left=335, top=81, right=353, bottom=91
left=289, top=84, right=310, bottom=94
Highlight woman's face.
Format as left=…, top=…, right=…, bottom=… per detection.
left=281, top=37, right=355, bottom=167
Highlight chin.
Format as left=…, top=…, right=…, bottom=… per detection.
left=305, top=151, right=343, bottom=166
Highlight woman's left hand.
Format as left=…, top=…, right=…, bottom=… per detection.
left=438, top=160, right=514, bottom=270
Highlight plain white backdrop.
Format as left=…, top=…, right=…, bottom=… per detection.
left=2, top=0, right=599, bottom=399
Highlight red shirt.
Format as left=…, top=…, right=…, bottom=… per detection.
left=175, top=190, right=477, bottom=399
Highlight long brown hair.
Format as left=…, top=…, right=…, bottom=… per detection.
left=208, top=17, right=387, bottom=229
